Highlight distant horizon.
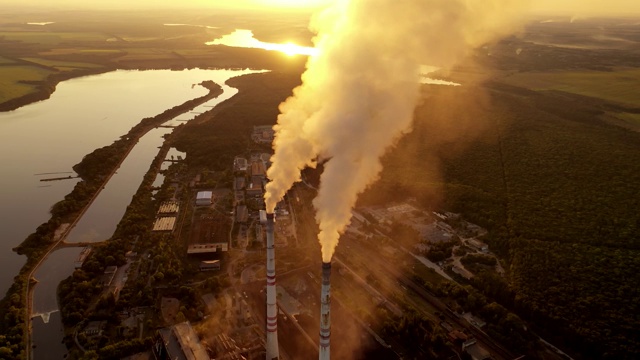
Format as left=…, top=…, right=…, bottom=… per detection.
left=3, top=0, right=640, bottom=17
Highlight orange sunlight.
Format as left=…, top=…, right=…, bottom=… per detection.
left=206, top=29, right=319, bottom=56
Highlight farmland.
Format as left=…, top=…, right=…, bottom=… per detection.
left=0, top=65, right=54, bottom=103
left=500, top=67, right=640, bottom=107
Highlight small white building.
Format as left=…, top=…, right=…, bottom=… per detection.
left=196, top=191, right=213, bottom=206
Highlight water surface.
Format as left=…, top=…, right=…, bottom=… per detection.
left=0, top=68, right=257, bottom=295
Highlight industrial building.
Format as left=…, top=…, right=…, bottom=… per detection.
left=251, top=125, right=275, bottom=144
left=157, top=201, right=180, bottom=215
left=152, top=217, right=176, bottom=232
left=234, top=157, right=249, bottom=172
left=246, top=178, right=263, bottom=197
left=234, top=176, right=246, bottom=190
left=196, top=191, right=213, bottom=206
left=74, top=247, right=92, bottom=269
left=187, top=243, right=228, bottom=255
left=153, top=322, right=209, bottom=360
left=250, top=161, right=266, bottom=179
left=236, top=205, right=249, bottom=223
left=199, top=260, right=221, bottom=272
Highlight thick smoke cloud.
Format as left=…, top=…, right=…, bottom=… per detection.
left=265, top=0, right=527, bottom=262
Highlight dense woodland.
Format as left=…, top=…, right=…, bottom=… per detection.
left=364, top=81, right=640, bottom=358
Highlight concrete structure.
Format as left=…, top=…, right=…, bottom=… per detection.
left=236, top=205, right=249, bottom=223
left=252, top=125, right=275, bottom=144
left=74, top=246, right=92, bottom=268
left=196, top=191, right=213, bottom=206
left=463, top=313, right=487, bottom=328
left=468, top=239, right=489, bottom=252
left=234, top=176, right=246, bottom=190
left=199, top=260, right=221, bottom=272
left=319, top=262, right=332, bottom=360
left=187, top=243, right=228, bottom=255
left=246, top=178, right=263, bottom=197
left=83, top=320, right=106, bottom=337
left=234, top=157, right=249, bottom=172
left=462, top=339, right=491, bottom=360
left=102, top=266, right=117, bottom=287
left=263, top=211, right=279, bottom=360
left=158, top=201, right=180, bottom=215
left=153, top=322, right=209, bottom=360
left=153, top=217, right=176, bottom=232
left=251, top=161, right=266, bottom=179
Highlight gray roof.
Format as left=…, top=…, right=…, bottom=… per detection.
left=158, top=322, right=209, bottom=360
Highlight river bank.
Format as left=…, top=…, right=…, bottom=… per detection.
left=0, top=77, right=224, bottom=360
left=0, top=67, right=114, bottom=112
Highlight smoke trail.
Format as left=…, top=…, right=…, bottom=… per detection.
left=265, top=0, right=527, bottom=262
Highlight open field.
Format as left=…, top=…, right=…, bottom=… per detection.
left=0, top=65, right=53, bottom=103
left=21, top=57, right=103, bottom=70
left=0, top=55, right=16, bottom=64
left=500, top=68, right=640, bottom=107
left=0, top=31, right=110, bottom=45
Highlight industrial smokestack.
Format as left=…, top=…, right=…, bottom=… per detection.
left=319, top=262, right=331, bottom=360
left=264, top=211, right=280, bottom=360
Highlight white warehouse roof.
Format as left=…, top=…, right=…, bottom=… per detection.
left=196, top=191, right=213, bottom=199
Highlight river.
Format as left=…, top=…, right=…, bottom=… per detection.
left=0, top=68, right=260, bottom=359
left=0, top=68, right=257, bottom=297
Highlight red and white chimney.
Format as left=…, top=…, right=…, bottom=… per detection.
left=319, top=261, right=331, bottom=360
left=264, top=211, right=279, bottom=360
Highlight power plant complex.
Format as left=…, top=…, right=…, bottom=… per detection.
left=261, top=210, right=333, bottom=360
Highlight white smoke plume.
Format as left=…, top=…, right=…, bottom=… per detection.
left=265, top=0, right=527, bottom=262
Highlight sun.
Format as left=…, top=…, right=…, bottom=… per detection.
left=281, top=43, right=299, bottom=56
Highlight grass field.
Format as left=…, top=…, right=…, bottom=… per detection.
left=0, top=65, right=53, bottom=103
left=0, top=56, right=15, bottom=64
left=0, top=31, right=109, bottom=44
left=501, top=68, right=640, bottom=107
left=22, top=57, right=103, bottom=70
left=606, top=111, right=640, bottom=132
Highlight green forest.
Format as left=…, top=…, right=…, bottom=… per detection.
left=365, top=82, right=640, bottom=358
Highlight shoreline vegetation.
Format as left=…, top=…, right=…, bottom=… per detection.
left=0, top=79, right=223, bottom=360
left=0, top=66, right=114, bottom=112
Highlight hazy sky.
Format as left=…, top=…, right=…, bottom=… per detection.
left=5, top=0, right=640, bottom=15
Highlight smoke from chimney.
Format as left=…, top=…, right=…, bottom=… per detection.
left=264, top=0, right=526, bottom=262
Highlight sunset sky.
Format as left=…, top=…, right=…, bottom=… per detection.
left=5, top=0, right=640, bottom=15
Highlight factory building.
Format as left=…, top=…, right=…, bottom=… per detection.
left=153, top=322, right=209, bottom=360
left=196, top=191, right=213, bottom=206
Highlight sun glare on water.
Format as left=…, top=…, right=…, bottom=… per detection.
left=206, top=29, right=319, bottom=57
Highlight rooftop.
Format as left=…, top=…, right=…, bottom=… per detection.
left=157, top=322, right=209, bottom=360
left=196, top=191, right=213, bottom=199
left=153, top=217, right=176, bottom=232
left=158, top=201, right=180, bottom=214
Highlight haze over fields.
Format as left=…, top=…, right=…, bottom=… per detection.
left=4, top=0, right=640, bottom=16
left=0, top=1, right=639, bottom=360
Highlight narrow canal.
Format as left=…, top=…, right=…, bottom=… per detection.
left=23, top=68, right=263, bottom=360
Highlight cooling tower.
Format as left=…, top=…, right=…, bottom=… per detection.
left=265, top=212, right=279, bottom=360
left=319, top=261, right=332, bottom=360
